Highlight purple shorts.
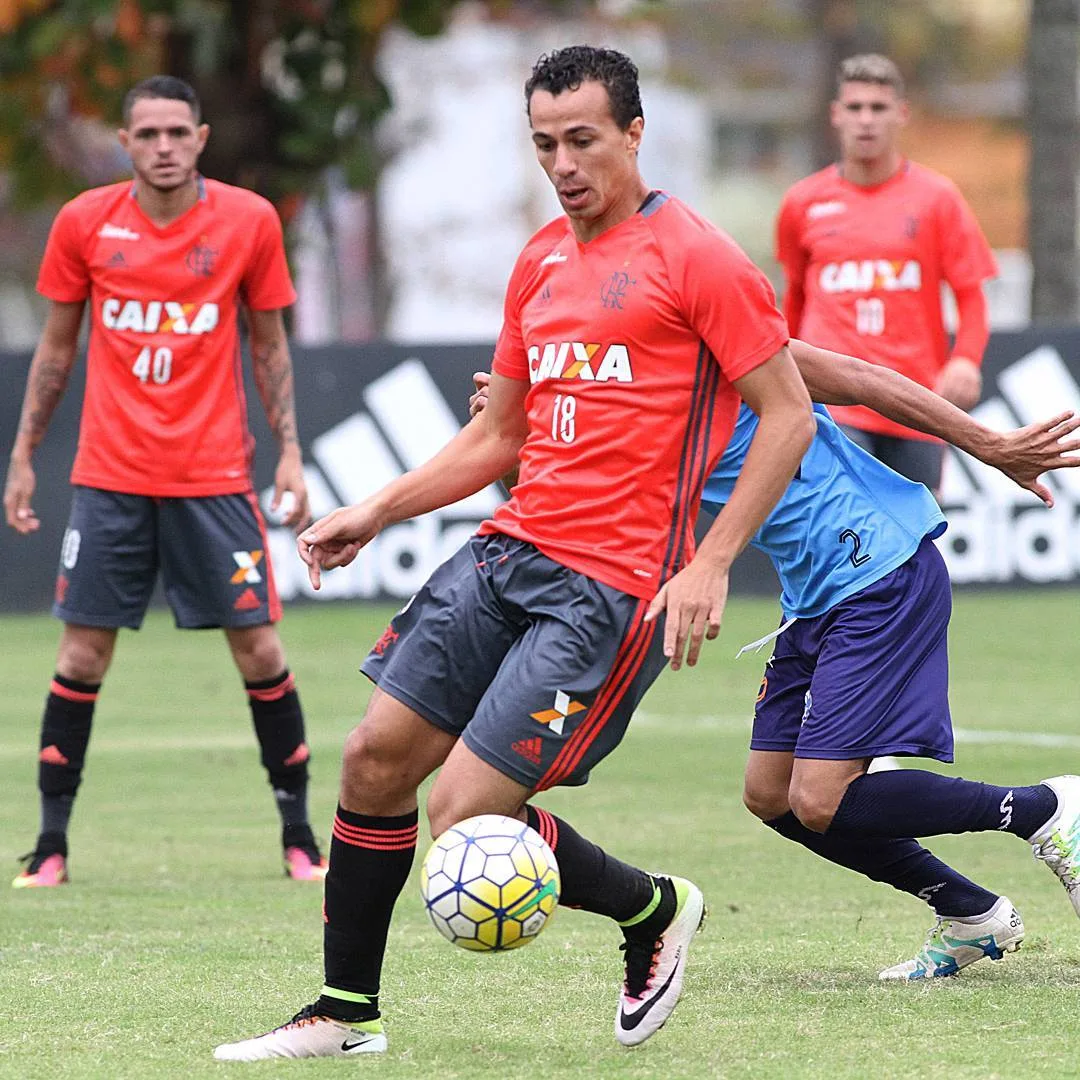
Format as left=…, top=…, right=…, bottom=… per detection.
left=750, top=537, right=953, bottom=762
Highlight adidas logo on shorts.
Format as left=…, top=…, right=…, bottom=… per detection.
left=511, top=737, right=543, bottom=765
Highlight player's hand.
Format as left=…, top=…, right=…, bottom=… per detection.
left=272, top=448, right=310, bottom=532
left=643, top=558, right=729, bottom=671
left=3, top=457, right=40, bottom=534
left=935, top=357, right=982, bottom=411
left=984, top=410, right=1080, bottom=508
left=469, top=371, right=491, bottom=419
left=297, top=502, right=384, bottom=589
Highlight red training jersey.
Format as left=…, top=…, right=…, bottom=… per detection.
left=775, top=160, right=996, bottom=440
left=482, top=192, right=789, bottom=600
left=36, top=177, right=296, bottom=496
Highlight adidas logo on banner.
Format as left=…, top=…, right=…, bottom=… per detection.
left=261, top=358, right=502, bottom=601
left=937, top=345, right=1080, bottom=585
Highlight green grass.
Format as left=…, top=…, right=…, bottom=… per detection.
left=2, top=590, right=1079, bottom=1079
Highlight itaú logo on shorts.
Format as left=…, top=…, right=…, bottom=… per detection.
left=100, top=298, right=220, bottom=335
left=527, top=341, right=634, bottom=384
left=818, top=260, right=922, bottom=294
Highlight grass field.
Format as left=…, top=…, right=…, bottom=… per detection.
left=2, top=589, right=1080, bottom=1079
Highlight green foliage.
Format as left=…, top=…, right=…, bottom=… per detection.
left=0, top=0, right=466, bottom=207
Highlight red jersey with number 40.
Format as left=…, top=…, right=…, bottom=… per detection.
left=483, top=192, right=789, bottom=600
left=36, top=178, right=296, bottom=496
left=776, top=161, right=996, bottom=439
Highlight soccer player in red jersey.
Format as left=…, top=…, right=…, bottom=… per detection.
left=3, top=76, right=327, bottom=887
left=775, top=53, right=997, bottom=492
left=213, top=46, right=816, bottom=1060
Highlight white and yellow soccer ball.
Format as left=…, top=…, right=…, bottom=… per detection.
left=420, top=814, right=560, bottom=952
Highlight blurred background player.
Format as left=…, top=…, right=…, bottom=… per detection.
left=775, top=53, right=997, bottom=493
left=3, top=75, right=327, bottom=887
left=213, top=44, right=815, bottom=1061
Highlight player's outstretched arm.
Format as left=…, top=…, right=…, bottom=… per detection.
left=248, top=308, right=309, bottom=529
left=298, top=372, right=529, bottom=589
left=4, top=300, right=84, bottom=534
left=790, top=338, right=1080, bottom=506
left=645, top=346, right=816, bottom=670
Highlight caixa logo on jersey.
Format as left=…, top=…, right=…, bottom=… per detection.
left=818, top=260, right=922, bottom=294
left=260, top=358, right=502, bottom=602
left=936, top=345, right=1080, bottom=586
left=100, top=298, right=219, bottom=335
left=527, top=341, right=634, bottom=384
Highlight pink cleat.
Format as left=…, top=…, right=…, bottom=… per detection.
left=12, top=851, right=69, bottom=889
left=284, top=845, right=329, bottom=881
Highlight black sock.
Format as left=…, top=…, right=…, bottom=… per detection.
left=37, top=674, right=99, bottom=845
left=767, top=812, right=999, bottom=918
left=829, top=770, right=1058, bottom=841
left=245, top=671, right=311, bottom=832
left=318, top=805, right=418, bottom=1020
left=527, top=806, right=655, bottom=923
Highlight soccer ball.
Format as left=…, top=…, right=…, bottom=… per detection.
left=420, top=814, right=560, bottom=952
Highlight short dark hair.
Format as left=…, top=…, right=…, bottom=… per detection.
left=525, top=46, right=643, bottom=130
left=122, top=76, right=201, bottom=127
left=836, top=54, right=905, bottom=98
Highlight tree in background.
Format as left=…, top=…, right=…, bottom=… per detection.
left=1027, top=0, right=1079, bottom=323
left=0, top=0, right=470, bottom=334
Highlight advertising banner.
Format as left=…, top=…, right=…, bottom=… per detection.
left=1, top=332, right=1077, bottom=614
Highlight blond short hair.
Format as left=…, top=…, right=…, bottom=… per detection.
left=836, top=54, right=905, bottom=98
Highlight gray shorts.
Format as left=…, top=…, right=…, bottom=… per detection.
left=361, top=533, right=668, bottom=791
left=53, top=485, right=281, bottom=630
left=838, top=426, right=944, bottom=493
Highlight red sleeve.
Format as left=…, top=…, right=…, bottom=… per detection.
left=242, top=201, right=297, bottom=311
left=951, top=282, right=990, bottom=365
left=937, top=185, right=997, bottom=292
left=492, top=250, right=531, bottom=381
left=674, top=230, right=790, bottom=385
left=774, top=193, right=807, bottom=333
left=36, top=201, right=91, bottom=303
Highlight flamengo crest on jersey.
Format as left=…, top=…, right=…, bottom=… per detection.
left=100, top=299, right=219, bottom=335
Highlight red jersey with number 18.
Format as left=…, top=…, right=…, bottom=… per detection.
left=483, top=192, right=789, bottom=601
left=36, top=178, right=296, bottom=496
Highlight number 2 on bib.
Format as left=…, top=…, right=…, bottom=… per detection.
left=132, top=346, right=173, bottom=385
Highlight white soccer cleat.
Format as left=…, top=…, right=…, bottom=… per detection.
left=878, top=895, right=1024, bottom=981
left=615, top=876, right=706, bottom=1047
left=212, top=1005, right=386, bottom=1061
left=1030, top=775, right=1080, bottom=917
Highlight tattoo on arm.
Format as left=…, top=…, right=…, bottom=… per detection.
left=251, top=333, right=300, bottom=452
left=17, top=358, right=73, bottom=452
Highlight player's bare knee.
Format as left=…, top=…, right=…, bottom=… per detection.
left=339, top=724, right=416, bottom=813
left=788, top=786, right=838, bottom=834
left=56, top=626, right=115, bottom=682
left=227, top=625, right=286, bottom=682
left=742, top=782, right=789, bottom=822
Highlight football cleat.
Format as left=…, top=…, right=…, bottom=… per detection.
left=879, top=895, right=1024, bottom=981
left=12, top=849, right=69, bottom=889
left=282, top=824, right=328, bottom=881
left=284, top=845, right=328, bottom=882
left=212, top=1004, right=386, bottom=1060
left=1030, top=775, right=1080, bottom=917
left=616, top=876, right=706, bottom=1047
